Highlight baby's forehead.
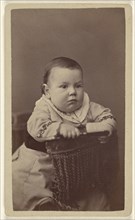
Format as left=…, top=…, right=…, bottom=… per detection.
left=51, top=66, right=82, bottom=72
left=48, top=68, right=83, bottom=86
left=49, top=67, right=83, bottom=79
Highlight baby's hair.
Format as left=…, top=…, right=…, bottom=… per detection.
left=43, top=57, right=83, bottom=84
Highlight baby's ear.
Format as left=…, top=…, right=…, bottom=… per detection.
left=42, top=84, right=50, bottom=98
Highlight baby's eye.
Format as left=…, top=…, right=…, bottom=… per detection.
left=59, top=84, right=68, bottom=89
left=76, top=84, right=83, bottom=88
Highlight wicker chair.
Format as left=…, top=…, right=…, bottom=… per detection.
left=12, top=112, right=119, bottom=210
left=44, top=132, right=118, bottom=207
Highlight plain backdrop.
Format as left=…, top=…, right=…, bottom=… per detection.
left=11, top=8, right=125, bottom=210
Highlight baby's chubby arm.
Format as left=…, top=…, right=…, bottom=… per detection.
left=86, top=120, right=116, bottom=136
left=86, top=102, right=117, bottom=143
left=27, top=101, right=62, bottom=142
left=28, top=113, right=80, bottom=140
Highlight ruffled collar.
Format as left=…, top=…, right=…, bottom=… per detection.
left=42, top=92, right=90, bottom=124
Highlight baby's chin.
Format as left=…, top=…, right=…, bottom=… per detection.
left=58, top=103, right=82, bottom=113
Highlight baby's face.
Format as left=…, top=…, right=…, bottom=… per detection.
left=47, top=67, right=84, bottom=113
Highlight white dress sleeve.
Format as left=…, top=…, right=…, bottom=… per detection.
left=86, top=102, right=117, bottom=135
left=27, top=99, right=61, bottom=142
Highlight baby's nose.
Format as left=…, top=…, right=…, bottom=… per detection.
left=68, top=87, right=76, bottom=95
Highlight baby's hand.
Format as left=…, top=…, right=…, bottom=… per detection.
left=98, top=135, right=110, bottom=144
left=98, top=130, right=112, bottom=144
left=59, top=123, right=80, bottom=138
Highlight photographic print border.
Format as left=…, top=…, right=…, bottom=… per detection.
left=2, top=1, right=133, bottom=219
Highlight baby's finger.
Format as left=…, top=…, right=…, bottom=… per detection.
left=68, top=129, right=80, bottom=138
left=67, top=131, right=72, bottom=138
left=70, top=130, right=76, bottom=138
left=60, top=129, right=68, bottom=138
left=98, top=136, right=106, bottom=140
left=98, top=136, right=109, bottom=144
left=74, top=128, right=80, bottom=137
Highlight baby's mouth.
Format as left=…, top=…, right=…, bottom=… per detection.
left=68, top=99, right=77, bottom=103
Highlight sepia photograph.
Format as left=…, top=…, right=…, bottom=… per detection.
left=3, top=2, right=132, bottom=219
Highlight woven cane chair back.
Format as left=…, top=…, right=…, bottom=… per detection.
left=45, top=132, right=118, bottom=205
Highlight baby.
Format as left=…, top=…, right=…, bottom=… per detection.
left=12, top=57, right=116, bottom=211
